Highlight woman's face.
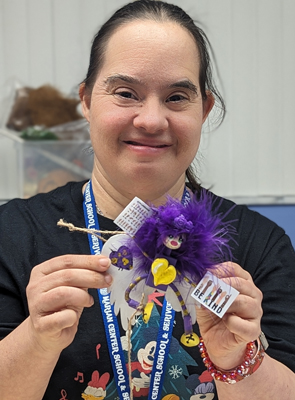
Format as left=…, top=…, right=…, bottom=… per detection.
left=80, top=20, right=214, bottom=203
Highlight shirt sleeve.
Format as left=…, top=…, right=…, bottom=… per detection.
left=0, top=201, right=33, bottom=339
left=234, top=206, right=295, bottom=372
left=0, top=261, right=28, bottom=339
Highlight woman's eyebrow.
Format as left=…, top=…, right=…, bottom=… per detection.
left=104, top=74, right=141, bottom=86
left=104, top=74, right=198, bottom=95
left=169, top=80, right=198, bottom=95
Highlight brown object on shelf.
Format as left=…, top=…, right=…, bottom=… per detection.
left=6, top=87, right=33, bottom=131
left=28, top=85, right=82, bottom=128
left=6, top=84, right=82, bottom=131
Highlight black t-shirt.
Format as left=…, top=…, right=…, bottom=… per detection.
left=1, top=181, right=295, bottom=400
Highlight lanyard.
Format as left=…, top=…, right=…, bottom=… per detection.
left=83, top=181, right=190, bottom=400
left=148, top=299, right=175, bottom=400
left=83, top=181, right=131, bottom=400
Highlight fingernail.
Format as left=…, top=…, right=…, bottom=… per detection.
left=100, top=257, right=110, bottom=268
left=104, top=274, right=113, bottom=285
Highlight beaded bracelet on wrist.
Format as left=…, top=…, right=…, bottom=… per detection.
left=198, top=337, right=266, bottom=384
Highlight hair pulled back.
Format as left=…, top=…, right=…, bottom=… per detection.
left=82, top=0, right=225, bottom=190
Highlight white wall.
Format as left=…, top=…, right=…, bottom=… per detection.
left=0, top=0, right=294, bottom=203
left=197, top=0, right=295, bottom=204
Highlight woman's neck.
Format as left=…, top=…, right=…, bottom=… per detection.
left=86, top=170, right=186, bottom=220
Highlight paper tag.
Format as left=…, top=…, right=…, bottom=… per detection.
left=191, top=271, right=239, bottom=318
left=114, top=197, right=153, bottom=236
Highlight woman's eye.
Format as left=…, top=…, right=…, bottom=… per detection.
left=116, top=91, right=136, bottom=99
left=167, top=94, right=187, bottom=103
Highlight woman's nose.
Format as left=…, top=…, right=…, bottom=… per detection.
left=133, top=98, right=169, bottom=133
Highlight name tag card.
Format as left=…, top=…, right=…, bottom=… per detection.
left=114, top=197, right=153, bottom=237
left=191, top=271, right=239, bottom=318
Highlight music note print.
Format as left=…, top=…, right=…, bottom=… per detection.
left=59, top=389, right=68, bottom=400
left=96, top=343, right=101, bottom=359
left=74, top=371, right=84, bottom=383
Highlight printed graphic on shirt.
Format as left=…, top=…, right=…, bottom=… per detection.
left=102, top=304, right=216, bottom=400
left=81, top=370, right=110, bottom=400
left=186, top=370, right=215, bottom=400
left=74, top=372, right=84, bottom=383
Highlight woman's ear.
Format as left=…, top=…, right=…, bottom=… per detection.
left=79, top=83, right=91, bottom=122
left=202, top=91, right=215, bottom=123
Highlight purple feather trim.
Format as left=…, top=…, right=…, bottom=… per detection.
left=128, top=189, right=236, bottom=284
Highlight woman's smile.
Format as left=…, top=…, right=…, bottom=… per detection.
left=123, top=138, right=172, bottom=157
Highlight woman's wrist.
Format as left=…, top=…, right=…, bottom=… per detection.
left=204, top=342, right=248, bottom=371
left=198, top=336, right=266, bottom=384
left=27, top=317, right=63, bottom=358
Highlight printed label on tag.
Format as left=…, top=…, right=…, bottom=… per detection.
left=191, top=271, right=239, bottom=318
left=114, top=197, right=153, bottom=236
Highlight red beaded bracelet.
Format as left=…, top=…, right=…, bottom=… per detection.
left=198, top=336, right=266, bottom=384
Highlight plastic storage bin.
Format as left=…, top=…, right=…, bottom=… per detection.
left=0, top=128, right=92, bottom=200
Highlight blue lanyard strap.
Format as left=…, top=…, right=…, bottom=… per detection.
left=83, top=181, right=131, bottom=400
left=148, top=299, right=175, bottom=400
left=83, top=181, right=189, bottom=400
left=182, top=186, right=191, bottom=206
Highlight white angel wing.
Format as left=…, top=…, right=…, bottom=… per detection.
left=101, top=234, right=153, bottom=330
left=165, top=286, right=182, bottom=312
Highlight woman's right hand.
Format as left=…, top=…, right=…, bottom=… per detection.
left=26, top=254, right=112, bottom=355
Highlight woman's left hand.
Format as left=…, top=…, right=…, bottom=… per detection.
left=196, top=262, right=263, bottom=370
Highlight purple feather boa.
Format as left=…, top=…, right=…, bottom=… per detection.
left=128, top=189, right=236, bottom=284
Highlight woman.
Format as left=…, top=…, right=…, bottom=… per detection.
left=0, top=1, right=295, bottom=399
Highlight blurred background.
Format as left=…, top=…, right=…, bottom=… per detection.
left=0, top=0, right=294, bottom=246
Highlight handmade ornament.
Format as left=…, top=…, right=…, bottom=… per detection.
left=101, top=190, right=235, bottom=347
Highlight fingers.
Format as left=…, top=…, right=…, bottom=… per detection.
left=213, top=262, right=262, bottom=302
left=27, top=254, right=113, bottom=319
left=32, top=287, right=94, bottom=342
left=38, top=254, right=111, bottom=275
left=227, top=291, right=263, bottom=319
left=213, top=261, right=252, bottom=282
left=199, top=262, right=263, bottom=342
left=28, top=254, right=113, bottom=293
left=26, top=254, right=113, bottom=352
left=223, top=289, right=262, bottom=341
left=215, top=263, right=263, bottom=341
left=33, top=266, right=112, bottom=293
left=222, top=312, right=261, bottom=342
left=221, top=292, right=262, bottom=340
left=195, top=263, right=263, bottom=369
left=38, top=286, right=95, bottom=314
left=33, top=308, right=80, bottom=337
